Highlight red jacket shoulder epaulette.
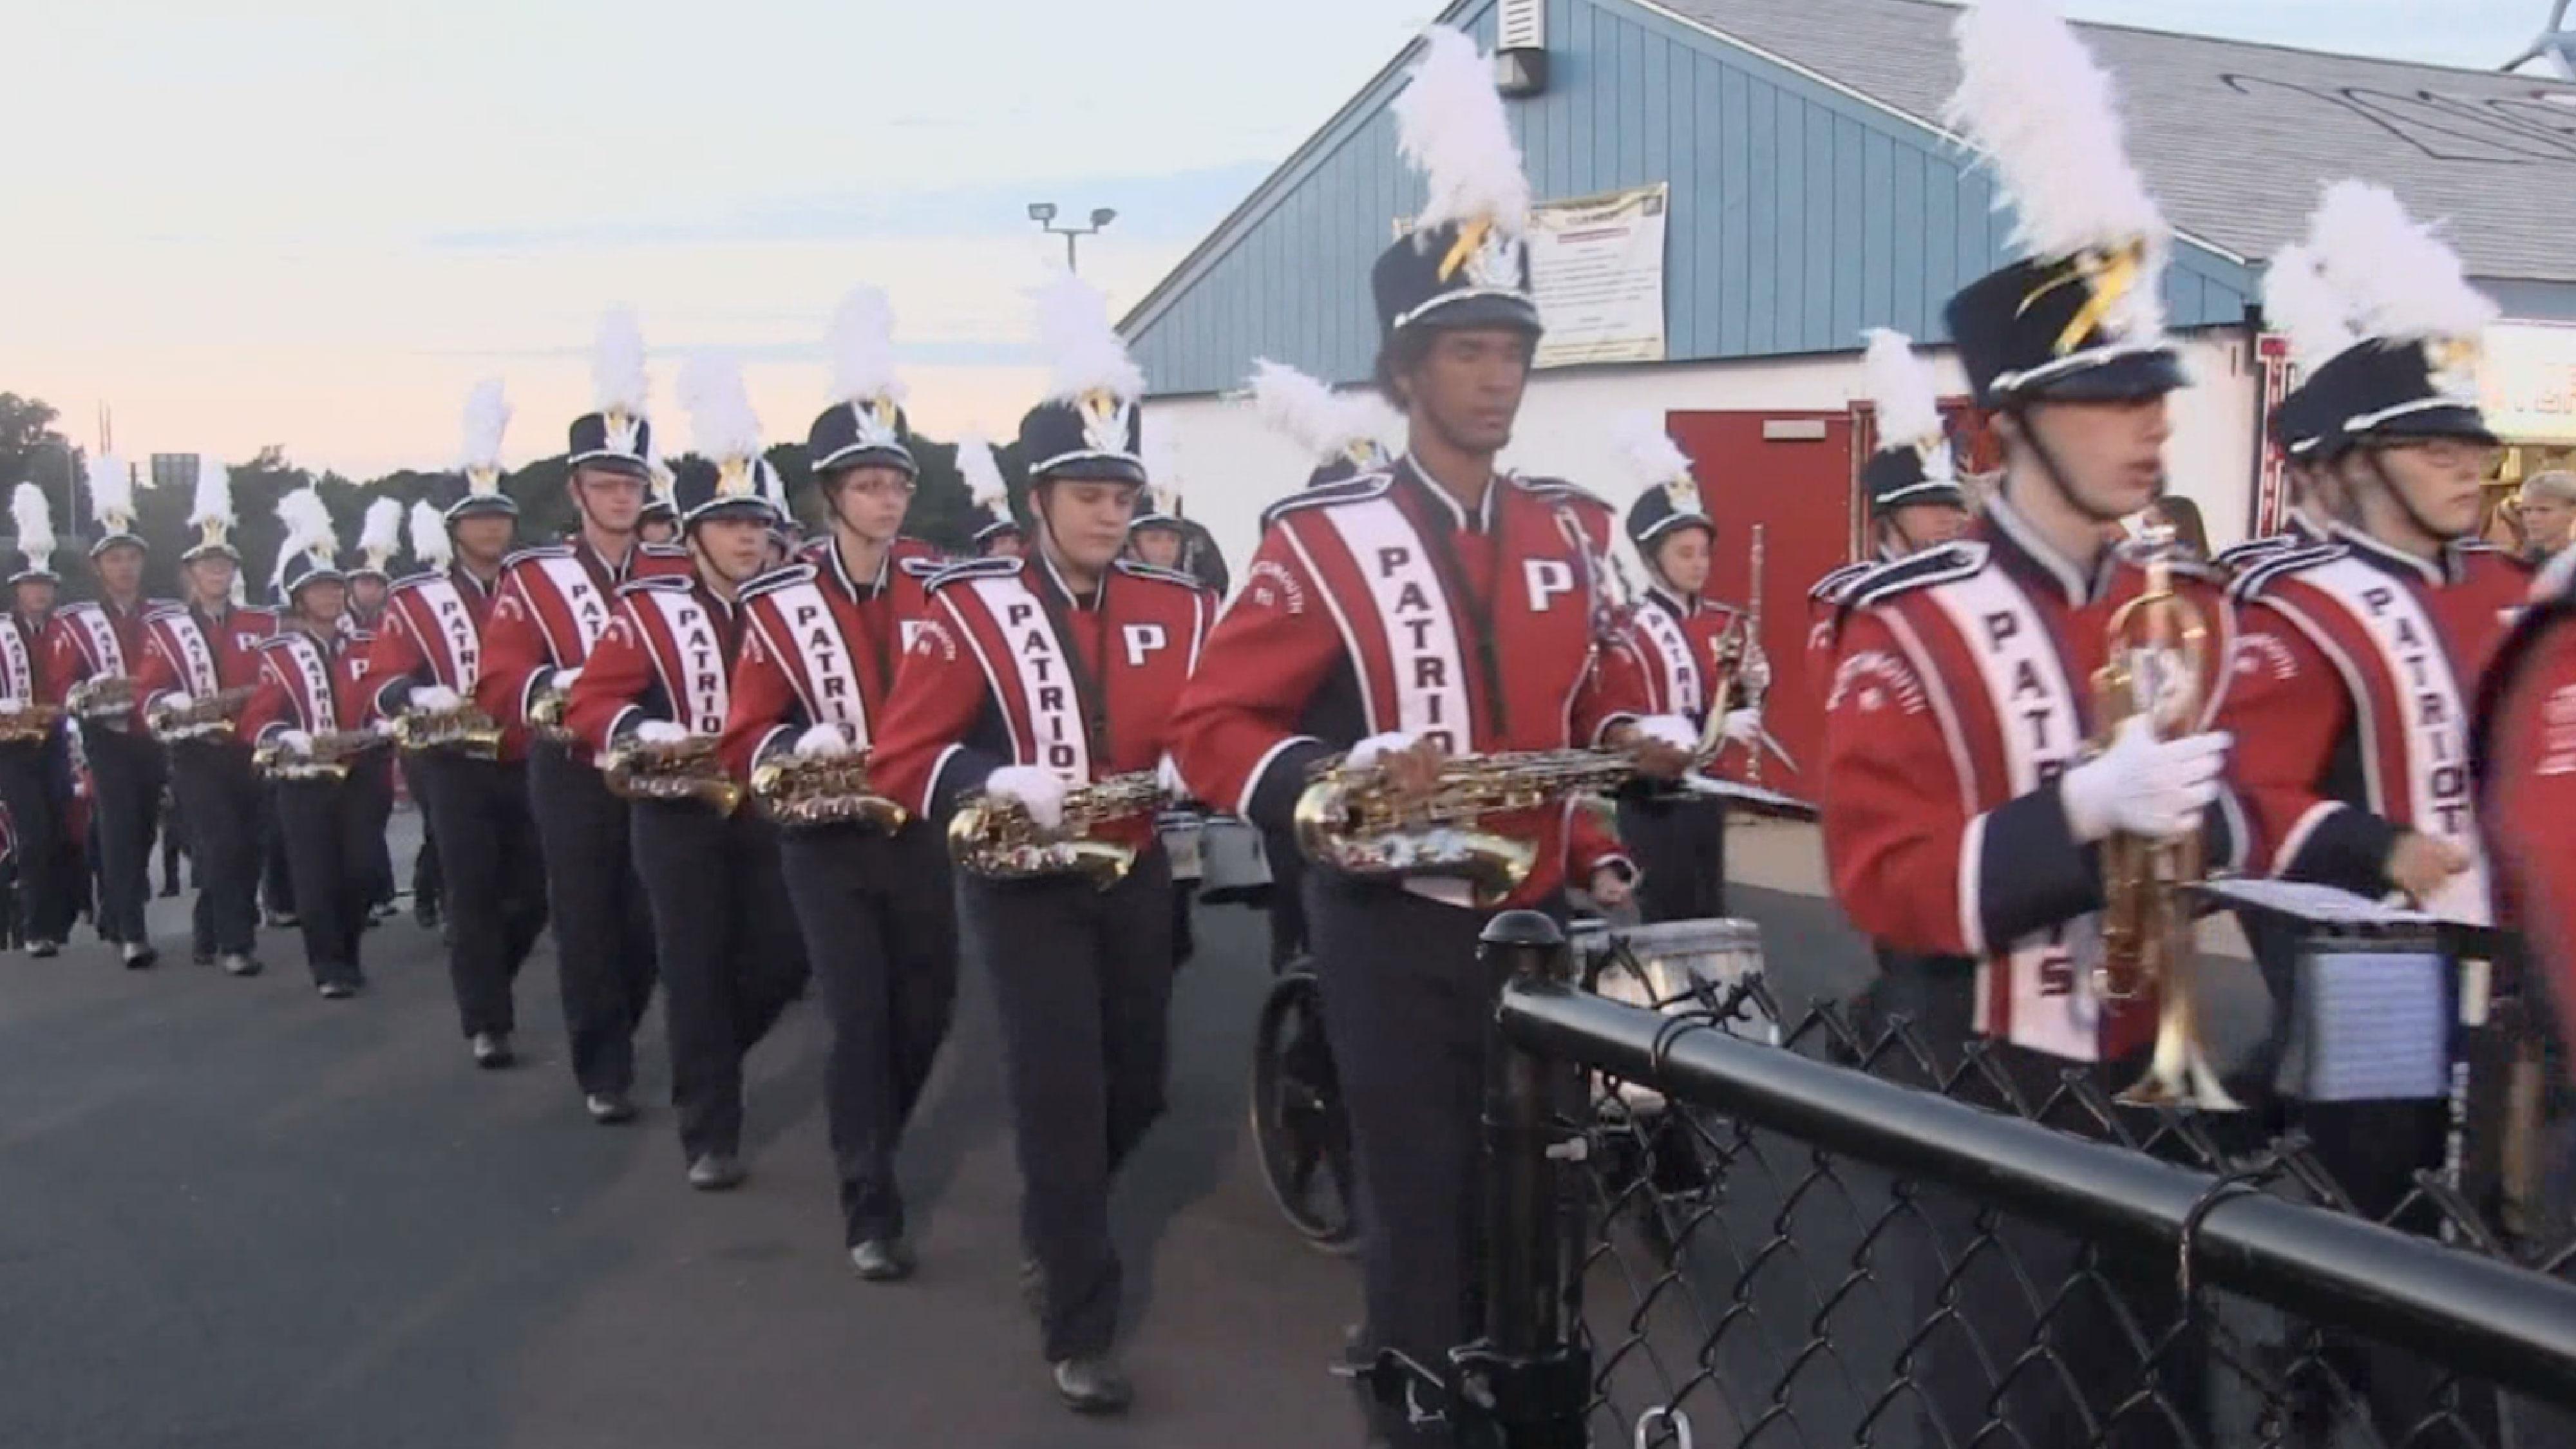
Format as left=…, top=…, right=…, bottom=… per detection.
left=1260, top=469, right=1394, bottom=532
left=615, top=574, right=692, bottom=600
left=1112, top=559, right=1208, bottom=592
left=926, top=557, right=1021, bottom=592
left=2226, top=542, right=2346, bottom=602
left=739, top=563, right=817, bottom=601
left=1842, top=542, right=1989, bottom=612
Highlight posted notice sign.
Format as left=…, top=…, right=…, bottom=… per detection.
left=1530, top=184, right=1669, bottom=368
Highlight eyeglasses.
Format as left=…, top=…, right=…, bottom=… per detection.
left=2391, top=437, right=2502, bottom=474
left=842, top=478, right=917, bottom=500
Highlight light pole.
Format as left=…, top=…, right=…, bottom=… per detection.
left=1027, top=202, right=1118, bottom=273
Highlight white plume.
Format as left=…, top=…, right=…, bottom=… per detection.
left=12, top=484, right=56, bottom=566
left=2309, top=180, right=2496, bottom=343
left=1342, top=392, right=1407, bottom=462
left=677, top=352, right=764, bottom=462
left=408, top=500, right=451, bottom=571
left=1862, top=329, right=1946, bottom=450
left=270, top=487, right=339, bottom=594
left=1945, top=0, right=2166, bottom=263
left=826, top=286, right=907, bottom=406
left=357, top=497, right=403, bottom=560
left=757, top=457, right=788, bottom=511
left=1248, top=360, right=1345, bottom=459
left=1609, top=412, right=1693, bottom=491
left=2261, top=242, right=2362, bottom=374
left=1394, top=26, right=1531, bottom=235
left=459, top=378, right=512, bottom=472
left=190, top=457, right=234, bottom=529
left=86, top=453, right=137, bottom=529
left=956, top=429, right=1009, bottom=510
left=591, top=308, right=650, bottom=417
left=1032, top=271, right=1144, bottom=404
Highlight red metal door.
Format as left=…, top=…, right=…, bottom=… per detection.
left=1662, top=410, right=1857, bottom=781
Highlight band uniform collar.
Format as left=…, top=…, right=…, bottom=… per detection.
left=1984, top=489, right=2112, bottom=607
left=1036, top=550, right=1104, bottom=612
left=2328, top=520, right=2456, bottom=588
left=1399, top=454, right=1502, bottom=535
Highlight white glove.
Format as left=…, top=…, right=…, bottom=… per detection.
left=278, top=730, right=314, bottom=756
left=412, top=685, right=461, bottom=713
left=1722, top=708, right=1763, bottom=747
left=1633, top=714, right=1698, bottom=752
left=1346, top=730, right=1419, bottom=771
left=2058, top=716, right=2231, bottom=844
left=634, top=720, right=690, bottom=747
left=371, top=719, right=399, bottom=739
left=551, top=667, right=582, bottom=692
left=794, top=723, right=852, bottom=758
left=0, top=699, right=23, bottom=717
left=1155, top=752, right=1189, bottom=799
left=985, top=764, right=1068, bottom=831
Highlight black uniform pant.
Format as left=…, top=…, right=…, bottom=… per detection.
left=274, top=772, right=380, bottom=988
left=781, top=822, right=960, bottom=1244
left=1263, top=824, right=1309, bottom=969
left=260, top=784, right=294, bottom=916
left=415, top=752, right=546, bottom=1037
left=349, top=751, right=395, bottom=910
left=0, top=739, right=75, bottom=945
left=1855, top=954, right=2208, bottom=1449
left=1616, top=795, right=1727, bottom=922
left=529, top=743, right=659, bottom=1097
left=1306, top=871, right=1551, bottom=1445
left=167, top=741, right=264, bottom=958
left=959, top=852, right=1175, bottom=1362
left=401, top=753, right=442, bottom=912
left=82, top=723, right=164, bottom=947
left=630, top=801, right=809, bottom=1160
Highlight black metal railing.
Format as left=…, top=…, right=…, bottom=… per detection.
left=1413, top=912, right=2576, bottom=1449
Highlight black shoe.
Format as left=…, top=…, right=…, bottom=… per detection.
left=470, top=1032, right=515, bottom=1069
left=414, top=902, right=442, bottom=931
left=26, top=940, right=59, bottom=959
left=1052, top=1354, right=1133, bottom=1415
left=192, top=950, right=216, bottom=968
left=122, top=942, right=158, bottom=971
left=686, top=1153, right=746, bottom=1191
left=220, top=952, right=261, bottom=977
left=159, top=882, right=180, bottom=898
left=584, top=1092, right=636, bottom=1124
left=317, top=980, right=357, bottom=1000
left=848, top=1238, right=916, bottom=1282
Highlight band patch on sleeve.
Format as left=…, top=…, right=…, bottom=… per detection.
left=1242, top=559, right=1307, bottom=618
left=1828, top=649, right=1926, bottom=715
left=2231, top=631, right=2300, bottom=683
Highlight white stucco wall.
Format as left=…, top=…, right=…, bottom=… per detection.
left=1146, top=328, right=2262, bottom=590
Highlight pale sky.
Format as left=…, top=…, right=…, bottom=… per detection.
left=4, top=0, right=2554, bottom=478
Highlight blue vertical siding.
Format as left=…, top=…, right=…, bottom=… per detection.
left=1123, top=0, right=2253, bottom=395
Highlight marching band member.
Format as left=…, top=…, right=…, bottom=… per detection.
left=1169, top=32, right=1678, bottom=1444
left=962, top=439, right=1025, bottom=560
left=1608, top=414, right=1761, bottom=922
left=240, top=491, right=386, bottom=998
left=869, top=274, right=1207, bottom=1414
left=564, top=355, right=810, bottom=1191
left=636, top=459, right=680, bottom=547
left=341, top=498, right=406, bottom=923
left=368, top=385, right=548, bottom=1068
left=354, top=497, right=444, bottom=931
left=2477, top=553, right=2576, bottom=1061
left=1821, top=4, right=2236, bottom=1441
left=478, top=310, right=688, bottom=1125
left=1805, top=330, right=1975, bottom=696
left=1, top=486, right=71, bottom=958
left=137, top=460, right=277, bottom=976
left=2212, top=245, right=2350, bottom=576
left=719, top=286, right=956, bottom=1278
left=2215, top=186, right=2523, bottom=1444
left=46, top=455, right=167, bottom=968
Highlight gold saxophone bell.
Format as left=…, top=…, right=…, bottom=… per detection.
left=2092, top=526, right=2239, bottom=1113
left=1292, top=746, right=1654, bottom=907
left=254, top=729, right=384, bottom=782
left=603, top=733, right=744, bottom=815
left=394, top=700, right=505, bottom=759
left=947, top=770, right=1166, bottom=889
left=148, top=685, right=257, bottom=744
left=750, top=750, right=909, bottom=831
left=66, top=675, right=137, bottom=724
left=0, top=702, right=65, bottom=744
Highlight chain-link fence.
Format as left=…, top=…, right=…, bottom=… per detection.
left=1388, top=914, right=2576, bottom=1449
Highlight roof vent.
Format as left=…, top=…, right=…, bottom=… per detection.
left=1495, top=0, right=1549, bottom=98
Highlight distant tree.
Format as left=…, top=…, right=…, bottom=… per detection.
left=0, top=392, right=71, bottom=489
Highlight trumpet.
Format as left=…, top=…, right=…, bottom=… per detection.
left=2092, top=524, right=2238, bottom=1112
left=947, top=770, right=1166, bottom=888
left=0, top=701, right=64, bottom=744
left=65, top=675, right=137, bottom=723
left=254, top=728, right=386, bottom=782
left=147, top=686, right=256, bottom=744
left=750, top=750, right=908, bottom=831
left=393, top=699, right=504, bottom=758
left=602, top=732, right=744, bottom=815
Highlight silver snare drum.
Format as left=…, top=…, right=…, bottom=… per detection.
left=1157, top=811, right=1206, bottom=883
left=1197, top=816, right=1274, bottom=904
left=1587, top=918, right=1773, bottom=1112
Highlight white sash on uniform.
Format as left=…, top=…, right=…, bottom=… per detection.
left=749, top=580, right=870, bottom=744
left=635, top=589, right=730, bottom=737
left=966, top=575, right=1090, bottom=784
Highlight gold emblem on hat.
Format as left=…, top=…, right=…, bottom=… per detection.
left=1661, top=475, right=1701, bottom=515
left=717, top=457, right=757, bottom=498
left=1079, top=389, right=1132, bottom=455
left=603, top=408, right=639, bottom=458
left=2020, top=240, right=2146, bottom=355
left=2428, top=336, right=2482, bottom=404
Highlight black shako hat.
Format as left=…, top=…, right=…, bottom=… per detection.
left=807, top=398, right=916, bottom=480
left=670, top=456, right=783, bottom=528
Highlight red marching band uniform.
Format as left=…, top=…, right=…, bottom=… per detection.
left=480, top=538, right=692, bottom=748
left=2475, top=562, right=2576, bottom=1049
left=137, top=596, right=277, bottom=969
left=240, top=624, right=377, bottom=745
left=719, top=538, right=944, bottom=780
left=369, top=567, right=524, bottom=761
left=137, top=601, right=276, bottom=721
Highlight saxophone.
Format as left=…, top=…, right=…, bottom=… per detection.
left=254, top=728, right=386, bottom=782
left=750, top=750, right=908, bottom=831
left=0, top=702, right=64, bottom=744
left=2092, top=524, right=2239, bottom=1112
left=65, top=674, right=137, bottom=724
left=602, top=732, right=744, bottom=815
left=526, top=675, right=575, bottom=741
left=148, top=686, right=257, bottom=744
left=947, top=770, right=1167, bottom=888
left=393, top=699, right=504, bottom=758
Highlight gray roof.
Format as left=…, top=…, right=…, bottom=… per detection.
left=1645, top=0, right=2576, bottom=281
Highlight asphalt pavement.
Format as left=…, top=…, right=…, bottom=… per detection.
left=0, top=815, right=2257, bottom=1449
